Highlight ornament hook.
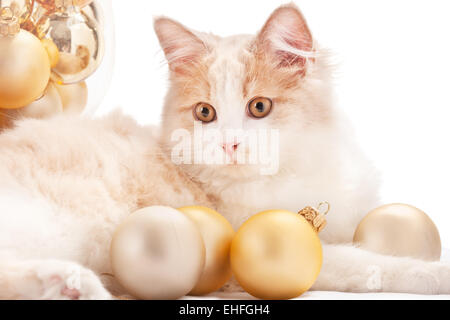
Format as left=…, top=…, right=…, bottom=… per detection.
left=298, top=201, right=330, bottom=233
left=317, top=202, right=330, bottom=215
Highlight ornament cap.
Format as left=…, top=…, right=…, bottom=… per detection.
left=0, top=8, right=20, bottom=37
left=298, top=202, right=330, bottom=233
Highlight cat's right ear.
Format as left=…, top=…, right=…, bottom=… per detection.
left=256, top=4, right=314, bottom=71
left=154, top=18, right=207, bottom=75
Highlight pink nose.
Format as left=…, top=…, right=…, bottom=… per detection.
left=222, top=142, right=240, bottom=158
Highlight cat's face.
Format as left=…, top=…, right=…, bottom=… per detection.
left=156, top=4, right=332, bottom=182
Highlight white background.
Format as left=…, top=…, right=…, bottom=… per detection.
left=97, top=0, right=450, bottom=248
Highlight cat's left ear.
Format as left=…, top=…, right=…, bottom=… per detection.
left=154, top=17, right=207, bottom=75
left=256, top=4, right=314, bottom=70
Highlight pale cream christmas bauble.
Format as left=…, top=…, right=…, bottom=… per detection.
left=18, top=82, right=63, bottom=119
left=354, top=203, right=441, bottom=261
left=110, top=206, right=205, bottom=300
left=54, top=81, right=88, bottom=114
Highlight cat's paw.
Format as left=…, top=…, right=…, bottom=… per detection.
left=400, top=266, right=440, bottom=294
left=383, top=264, right=442, bottom=295
left=33, top=260, right=111, bottom=300
left=395, top=261, right=450, bottom=294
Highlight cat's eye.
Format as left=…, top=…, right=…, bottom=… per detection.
left=247, top=97, right=273, bottom=119
left=193, top=102, right=217, bottom=123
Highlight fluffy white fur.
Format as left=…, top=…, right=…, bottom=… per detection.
left=0, top=4, right=450, bottom=299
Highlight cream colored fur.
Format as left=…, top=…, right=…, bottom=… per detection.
left=0, top=114, right=212, bottom=299
left=0, top=4, right=450, bottom=299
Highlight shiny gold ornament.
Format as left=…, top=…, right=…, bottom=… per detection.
left=41, top=38, right=59, bottom=67
left=231, top=208, right=324, bottom=299
left=353, top=203, right=441, bottom=261
left=54, top=81, right=87, bottom=114
left=0, top=29, right=50, bottom=109
left=18, top=82, right=62, bottom=118
left=178, top=206, right=235, bottom=296
left=43, top=5, right=104, bottom=84
left=111, top=206, right=205, bottom=300
left=0, top=0, right=33, bottom=24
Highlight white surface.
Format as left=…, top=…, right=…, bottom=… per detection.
left=186, top=291, right=450, bottom=300
left=97, top=0, right=450, bottom=249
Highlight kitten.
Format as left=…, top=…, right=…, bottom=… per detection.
left=156, top=4, right=450, bottom=294
left=0, top=4, right=449, bottom=299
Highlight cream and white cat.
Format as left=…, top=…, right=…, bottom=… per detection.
left=0, top=4, right=449, bottom=299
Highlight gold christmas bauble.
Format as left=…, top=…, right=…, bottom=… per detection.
left=44, top=5, right=104, bottom=84
left=0, top=29, right=50, bottom=109
left=54, top=81, right=87, bottom=114
left=18, top=82, right=62, bottom=119
left=178, top=206, right=235, bottom=296
left=354, top=203, right=441, bottom=261
left=230, top=209, right=323, bottom=299
left=110, top=206, right=205, bottom=300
